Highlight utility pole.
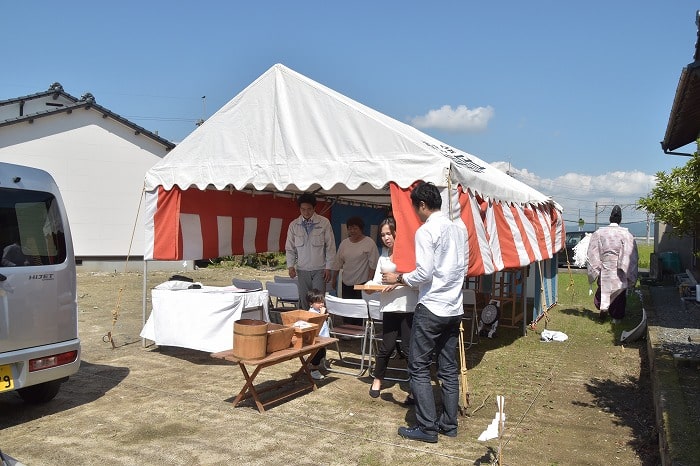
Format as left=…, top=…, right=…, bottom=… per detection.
left=195, top=96, right=206, bottom=127
left=594, top=202, right=598, bottom=230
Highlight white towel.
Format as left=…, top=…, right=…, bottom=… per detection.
left=540, top=329, right=569, bottom=342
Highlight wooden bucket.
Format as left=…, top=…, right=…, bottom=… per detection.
left=233, top=319, right=269, bottom=360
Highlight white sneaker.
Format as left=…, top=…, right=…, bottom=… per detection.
left=310, top=370, right=325, bottom=380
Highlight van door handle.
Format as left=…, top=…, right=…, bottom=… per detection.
left=0, top=273, right=6, bottom=281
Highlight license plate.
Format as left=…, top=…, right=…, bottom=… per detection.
left=0, top=364, right=14, bottom=392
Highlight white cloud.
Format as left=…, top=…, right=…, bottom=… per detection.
left=409, top=105, right=495, bottom=133
left=490, top=161, right=658, bottom=234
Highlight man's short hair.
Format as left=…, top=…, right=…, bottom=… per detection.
left=297, top=192, right=317, bottom=207
left=346, top=216, right=365, bottom=231
left=410, top=182, right=442, bottom=210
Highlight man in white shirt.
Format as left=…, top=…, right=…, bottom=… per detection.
left=285, top=193, right=336, bottom=310
left=383, top=182, right=467, bottom=443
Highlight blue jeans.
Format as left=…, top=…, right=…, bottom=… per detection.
left=408, top=303, right=461, bottom=434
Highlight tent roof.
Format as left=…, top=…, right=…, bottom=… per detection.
left=145, top=64, right=554, bottom=207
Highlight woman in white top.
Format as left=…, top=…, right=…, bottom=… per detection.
left=367, top=217, right=417, bottom=400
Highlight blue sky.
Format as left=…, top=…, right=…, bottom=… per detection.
left=3, top=1, right=698, bottom=233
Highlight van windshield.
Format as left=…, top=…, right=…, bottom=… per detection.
left=0, top=187, right=67, bottom=267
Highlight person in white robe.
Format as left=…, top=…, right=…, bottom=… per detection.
left=586, top=205, right=638, bottom=322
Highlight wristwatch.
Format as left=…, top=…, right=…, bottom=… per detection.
left=396, top=273, right=403, bottom=284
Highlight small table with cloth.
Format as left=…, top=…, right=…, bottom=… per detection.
left=140, top=282, right=269, bottom=353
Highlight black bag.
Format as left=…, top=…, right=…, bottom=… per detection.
left=169, top=274, right=193, bottom=282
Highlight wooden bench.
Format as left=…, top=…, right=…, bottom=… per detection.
left=211, top=336, right=338, bottom=413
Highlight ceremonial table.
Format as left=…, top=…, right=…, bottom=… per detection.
left=140, top=285, right=269, bottom=353
left=211, top=336, right=338, bottom=413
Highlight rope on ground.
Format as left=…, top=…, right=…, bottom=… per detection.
left=470, top=392, right=491, bottom=416
left=500, top=335, right=573, bottom=450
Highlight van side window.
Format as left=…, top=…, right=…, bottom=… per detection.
left=0, top=188, right=67, bottom=267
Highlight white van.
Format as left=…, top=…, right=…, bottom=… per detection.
left=0, top=162, right=80, bottom=403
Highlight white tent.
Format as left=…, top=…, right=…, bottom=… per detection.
left=144, top=64, right=564, bottom=276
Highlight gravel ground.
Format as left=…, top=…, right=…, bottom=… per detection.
left=650, top=290, right=700, bottom=361
left=0, top=268, right=665, bottom=465
left=646, top=284, right=700, bottom=465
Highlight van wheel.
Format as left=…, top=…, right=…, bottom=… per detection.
left=18, top=380, right=63, bottom=403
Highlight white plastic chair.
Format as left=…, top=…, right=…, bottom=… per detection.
left=265, top=281, right=300, bottom=325
left=363, top=290, right=409, bottom=382
left=232, top=278, right=263, bottom=290
left=323, top=294, right=371, bottom=376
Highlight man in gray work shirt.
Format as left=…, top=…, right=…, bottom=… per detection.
left=285, top=192, right=336, bottom=310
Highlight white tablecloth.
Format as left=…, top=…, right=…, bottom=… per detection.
left=140, top=286, right=269, bottom=353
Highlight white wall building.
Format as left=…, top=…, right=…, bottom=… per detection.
left=0, top=83, right=175, bottom=271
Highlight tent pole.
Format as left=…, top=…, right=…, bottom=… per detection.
left=522, top=267, right=528, bottom=336
left=142, top=260, right=148, bottom=347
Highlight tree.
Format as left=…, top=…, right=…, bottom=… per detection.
left=638, top=143, right=700, bottom=238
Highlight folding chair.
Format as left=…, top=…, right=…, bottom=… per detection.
left=265, top=281, right=300, bottom=324
left=363, top=291, right=409, bottom=382
left=323, top=294, right=371, bottom=376
left=462, top=289, right=479, bottom=349
left=362, top=290, right=382, bottom=357
left=232, top=278, right=263, bottom=290
left=231, top=279, right=265, bottom=320
left=273, top=275, right=298, bottom=284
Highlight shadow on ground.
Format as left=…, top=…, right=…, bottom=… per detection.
left=0, top=361, right=129, bottom=430
left=148, top=345, right=231, bottom=365
left=579, top=345, right=660, bottom=466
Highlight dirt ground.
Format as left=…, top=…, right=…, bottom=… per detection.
left=0, top=267, right=660, bottom=465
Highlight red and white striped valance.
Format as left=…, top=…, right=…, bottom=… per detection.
left=146, top=183, right=564, bottom=279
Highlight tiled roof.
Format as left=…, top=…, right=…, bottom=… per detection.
left=661, top=11, right=700, bottom=154
left=0, top=83, right=175, bottom=151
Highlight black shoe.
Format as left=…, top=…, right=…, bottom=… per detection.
left=398, top=425, right=438, bottom=443
left=369, top=388, right=380, bottom=398
left=598, top=311, right=608, bottom=322
left=402, top=395, right=415, bottom=406
left=438, top=427, right=458, bottom=437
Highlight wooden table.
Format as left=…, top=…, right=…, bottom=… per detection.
left=211, top=336, right=338, bottom=413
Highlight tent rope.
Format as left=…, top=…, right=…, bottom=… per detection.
left=528, top=261, right=551, bottom=330
left=561, top=242, right=579, bottom=302
left=103, top=183, right=145, bottom=348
